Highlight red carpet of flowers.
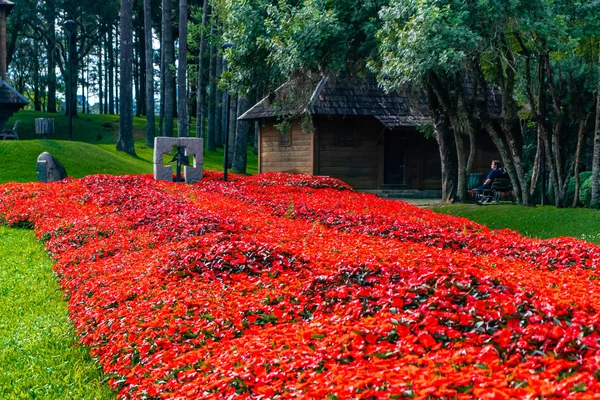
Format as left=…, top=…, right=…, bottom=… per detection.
left=2, top=172, right=600, bottom=399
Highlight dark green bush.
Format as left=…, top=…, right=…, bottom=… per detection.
left=580, top=174, right=594, bottom=208
left=567, top=171, right=593, bottom=207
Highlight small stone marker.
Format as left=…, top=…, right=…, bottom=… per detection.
left=35, top=118, right=54, bottom=138
left=153, top=137, right=204, bottom=184
left=36, top=152, right=67, bottom=182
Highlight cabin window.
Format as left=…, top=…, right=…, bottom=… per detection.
left=280, top=128, right=292, bottom=147
left=336, top=129, right=356, bottom=147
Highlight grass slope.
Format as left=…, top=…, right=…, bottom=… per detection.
left=0, top=140, right=154, bottom=183
left=433, top=203, right=600, bottom=244
left=0, top=226, right=115, bottom=399
left=1, top=111, right=258, bottom=183
left=7, top=111, right=180, bottom=143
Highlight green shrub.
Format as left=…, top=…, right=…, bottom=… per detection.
left=580, top=175, right=594, bottom=207
left=567, top=171, right=593, bottom=207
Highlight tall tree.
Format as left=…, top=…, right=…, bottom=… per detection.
left=162, top=0, right=174, bottom=136
left=227, top=92, right=237, bottom=167
left=207, top=29, right=217, bottom=151
left=195, top=0, right=209, bottom=139
left=108, top=26, right=115, bottom=114
left=232, top=95, right=250, bottom=173
left=98, top=40, right=104, bottom=114
left=144, top=0, right=155, bottom=147
left=45, top=0, right=57, bottom=113
left=592, top=51, right=600, bottom=208
left=177, top=0, right=189, bottom=137
left=117, top=0, right=136, bottom=155
left=215, top=49, right=223, bottom=145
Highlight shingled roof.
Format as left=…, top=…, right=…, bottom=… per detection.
left=239, top=75, right=502, bottom=128
left=239, top=75, right=430, bottom=128
left=0, top=79, right=29, bottom=106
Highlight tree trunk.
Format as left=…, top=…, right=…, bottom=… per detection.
left=134, top=31, right=141, bottom=118
left=427, top=84, right=456, bottom=203
left=207, top=36, right=217, bottom=151
left=529, top=133, right=542, bottom=200
left=233, top=95, right=250, bottom=173
left=572, top=116, right=587, bottom=207
left=159, top=28, right=165, bottom=136
left=98, top=42, right=104, bottom=114
left=545, top=57, right=568, bottom=207
left=33, top=40, right=41, bottom=111
left=535, top=56, right=561, bottom=207
left=177, top=0, right=189, bottom=137
left=115, top=22, right=120, bottom=113
left=430, top=73, right=466, bottom=202
left=450, top=116, right=467, bottom=202
left=86, top=59, right=90, bottom=113
left=137, top=5, right=146, bottom=117
left=144, top=0, right=155, bottom=147
left=227, top=93, right=237, bottom=168
left=104, top=29, right=109, bottom=114
left=162, top=0, right=174, bottom=137
left=45, top=0, right=57, bottom=113
left=216, top=51, right=223, bottom=145
left=66, top=29, right=79, bottom=117
left=253, top=121, right=258, bottom=155
left=591, top=50, right=600, bottom=208
left=117, top=0, right=136, bottom=156
left=195, top=0, right=209, bottom=139
left=108, top=25, right=115, bottom=114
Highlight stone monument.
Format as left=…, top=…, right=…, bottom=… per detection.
left=37, top=152, right=68, bottom=182
left=153, top=137, right=204, bottom=184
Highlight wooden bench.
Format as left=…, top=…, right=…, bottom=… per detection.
left=1, top=120, right=20, bottom=140
left=480, top=177, right=515, bottom=204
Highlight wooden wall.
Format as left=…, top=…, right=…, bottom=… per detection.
left=400, top=129, right=442, bottom=190
left=258, top=121, right=313, bottom=174
left=315, top=116, right=382, bottom=189
left=258, top=115, right=500, bottom=191
left=470, top=134, right=502, bottom=174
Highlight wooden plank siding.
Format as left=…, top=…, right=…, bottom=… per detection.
left=315, top=116, right=382, bottom=189
left=259, top=121, right=313, bottom=174
left=257, top=115, right=502, bottom=191
left=470, top=134, right=502, bottom=174
left=389, top=128, right=441, bottom=190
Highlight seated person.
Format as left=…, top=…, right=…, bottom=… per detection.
left=477, top=160, right=505, bottom=200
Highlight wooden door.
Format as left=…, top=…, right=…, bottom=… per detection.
left=384, top=132, right=406, bottom=186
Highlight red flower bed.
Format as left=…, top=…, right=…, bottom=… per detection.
left=2, top=172, right=600, bottom=399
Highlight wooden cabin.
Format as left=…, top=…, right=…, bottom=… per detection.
left=239, top=76, right=500, bottom=191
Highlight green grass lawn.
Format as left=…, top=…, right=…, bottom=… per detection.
left=1, top=111, right=258, bottom=183
left=432, top=203, right=600, bottom=244
left=0, top=226, right=115, bottom=399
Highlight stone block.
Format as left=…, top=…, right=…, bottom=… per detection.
left=37, top=152, right=67, bottom=182
left=184, top=165, right=203, bottom=184
left=153, top=136, right=179, bottom=164
left=154, top=163, right=173, bottom=182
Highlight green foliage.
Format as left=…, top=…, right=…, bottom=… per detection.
left=566, top=171, right=593, bottom=206
left=222, top=0, right=389, bottom=93
left=376, top=0, right=484, bottom=89
left=264, top=0, right=349, bottom=75
left=580, top=174, right=594, bottom=208
left=0, top=226, right=115, bottom=399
